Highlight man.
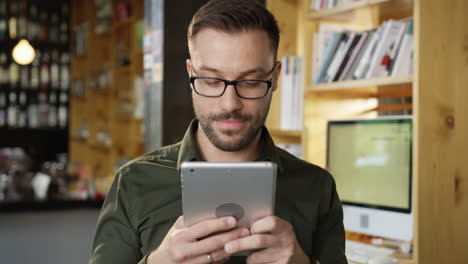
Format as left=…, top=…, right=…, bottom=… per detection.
left=90, top=0, right=347, bottom=264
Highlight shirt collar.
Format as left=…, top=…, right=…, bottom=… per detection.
left=177, top=119, right=202, bottom=169
left=177, top=119, right=284, bottom=173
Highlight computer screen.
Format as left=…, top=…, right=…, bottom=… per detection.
left=327, top=116, right=413, bottom=241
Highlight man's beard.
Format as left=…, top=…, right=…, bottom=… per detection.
left=194, top=106, right=269, bottom=152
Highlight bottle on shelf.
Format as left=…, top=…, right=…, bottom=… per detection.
left=17, top=91, right=27, bottom=128
left=0, top=90, right=6, bottom=127
left=9, top=61, right=20, bottom=88
left=8, top=2, right=18, bottom=39
left=27, top=94, right=39, bottom=128
left=58, top=92, right=67, bottom=128
left=60, top=53, right=70, bottom=90
left=0, top=52, right=8, bottom=86
left=40, top=51, right=50, bottom=90
left=37, top=91, right=48, bottom=128
left=7, top=91, right=18, bottom=128
left=39, top=11, right=49, bottom=41
left=0, top=1, right=7, bottom=41
left=28, top=4, right=39, bottom=40
left=30, top=50, right=40, bottom=89
left=60, top=3, right=70, bottom=43
left=20, top=64, right=30, bottom=89
left=50, top=14, right=60, bottom=43
left=17, top=0, right=28, bottom=39
left=48, top=92, right=57, bottom=128
left=51, top=50, right=60, bottom=89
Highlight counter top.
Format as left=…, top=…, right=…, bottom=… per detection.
left=0, top=199, right=104, bottom=213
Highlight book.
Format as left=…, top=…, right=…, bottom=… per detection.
left=391, top=19, right=414, bottom=77
left=366, top=20, right=407, bottom=78
left=343, top=30, right=375, bottom=80
left=312, top=0, right=358, bottom=10
left=339, top=31, right=369, bottom=81
left=334, top=33, right=362, bottom=82
left=280, top=56, right=303, bottom=131
left=311, top=0, right=321, bottom=10
left=313, top=32, right=345, bottom=84
left=353, top=23, right=386, bottom=79
left=312, top=23, right=351, bottom=83
left=292, top=56, right=304, bottom=130
left=325, top=31, right=355, bottom=82
left=280, top=56, right=293, bottom=130
left=312, top=33, right=320, bottom=79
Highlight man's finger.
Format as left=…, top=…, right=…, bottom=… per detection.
left=184, top=216, right=237, bottom=241
left=246, top=247, right=284, bottom=264
left=250, top=216, right=285, bottom=234
left=187, top=227, right=250, bottom=256
left=173, top=216, right=185, bottom=229
left=182, top=248, right=231, bottom=264
left=224, top=234, right=275, bottom=255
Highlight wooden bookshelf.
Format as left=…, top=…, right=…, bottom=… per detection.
left=307, top=0, right=390, bottom=19
left=309, top=75, right=412, bottom=91
left=269, top=129, right=302, bottom=144
left=307, top=0, right=413, bottom=20
left=112, top=16, right=136, bottom=31
left=270, top=129, right=302, bottom=138
left=268, top=0, right=468, bottom=263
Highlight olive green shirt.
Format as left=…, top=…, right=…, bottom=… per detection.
left=90, top=120, right=347, bottom=264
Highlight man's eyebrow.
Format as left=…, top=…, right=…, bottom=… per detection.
left=197, top=65, right=269, bottom=77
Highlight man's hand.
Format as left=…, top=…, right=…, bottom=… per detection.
left=147, top=216, right=250, bottom=264
left=223, top=216, right=311, bottom=264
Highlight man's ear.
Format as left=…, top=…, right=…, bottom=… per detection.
left=186, top=59, right=192, bottom=77
left=272, top=61, right=282, bottom=92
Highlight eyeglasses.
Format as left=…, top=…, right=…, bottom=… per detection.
left=189, top=66, right=275, bottom=99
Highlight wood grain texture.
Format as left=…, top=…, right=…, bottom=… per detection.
left=266, top=0, right=301, bottom=130
left=414, top=0, right=468, bottom=263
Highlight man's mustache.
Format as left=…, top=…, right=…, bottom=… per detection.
left=209, top=111, right=251, bottom=122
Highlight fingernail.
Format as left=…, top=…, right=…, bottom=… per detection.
left=227, top=217, right=236, bottom=226
left=225, top=243, right=233, bottom=253
left=241, top=229, right=250, bottom=237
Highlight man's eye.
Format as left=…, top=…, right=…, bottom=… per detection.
left=204, top=79, right=223, bottom=86
left=241, top=81, right=262, bottom=87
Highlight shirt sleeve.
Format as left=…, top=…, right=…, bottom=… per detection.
left=312, top=170, right=348, bottom=264
left=90, top=170, right=146, bottom=264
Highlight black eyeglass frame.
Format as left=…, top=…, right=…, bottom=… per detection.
left=189, top=65, right=276, bottom=100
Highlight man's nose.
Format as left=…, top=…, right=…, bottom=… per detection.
left=219, top=84, right=243, bottom=112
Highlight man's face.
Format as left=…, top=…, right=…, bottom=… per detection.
left=187, top=28, right=280, bottom=152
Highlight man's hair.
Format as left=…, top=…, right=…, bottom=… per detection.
left=187, top=0, right=280, bottom=57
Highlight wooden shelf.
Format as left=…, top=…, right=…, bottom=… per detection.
left=308, top=0, right=390, bottom=19
left=269, top=129, right=302, bottom=144
left=308, top=75, right=412, bottom=92
left=113, top=16, right=136, bottom=31
left=71, top=137, right=89, bottom=143
left=270, top=129, right=302, bottom=138
left=375, top=102, right=412, bottom=111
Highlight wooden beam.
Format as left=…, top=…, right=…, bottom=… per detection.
left=414, top=0, right=468, bottom=263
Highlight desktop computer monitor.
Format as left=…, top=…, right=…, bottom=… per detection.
left=327, top=116, right=413, bottom=241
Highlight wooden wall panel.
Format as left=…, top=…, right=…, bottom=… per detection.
left=414, top=0, right=468, bottom=263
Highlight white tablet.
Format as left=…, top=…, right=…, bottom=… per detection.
left=181, top=161, right=277, bottom=228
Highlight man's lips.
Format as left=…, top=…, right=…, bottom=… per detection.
left=215, top=119, right=246, bottom=130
